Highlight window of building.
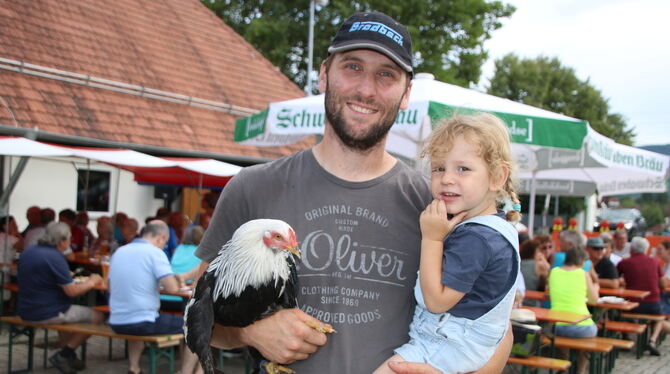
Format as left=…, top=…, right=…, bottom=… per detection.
left=76, top=169, right=110, bottom=212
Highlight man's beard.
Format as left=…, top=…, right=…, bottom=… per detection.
left=324, top=81, right=402, bottom=152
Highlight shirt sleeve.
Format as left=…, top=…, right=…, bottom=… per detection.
left=196, top=168, right=253, bottom=263
left=48, top=252, right=74, bottom=286
left=440, top=227, right=491, bottom=294
left=598, top=259, right=619, bottom=279
left=152, top=249, right=175, bottom=280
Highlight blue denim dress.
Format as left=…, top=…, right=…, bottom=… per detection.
left=395, top=215, right=520, bottom=373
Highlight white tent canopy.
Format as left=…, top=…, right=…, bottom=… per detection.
left=0, top=136, right=242, bottom=205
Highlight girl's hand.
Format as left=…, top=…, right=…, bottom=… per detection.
left=420, top=200, right=467, bottom=242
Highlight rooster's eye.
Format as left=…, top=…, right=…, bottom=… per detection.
left=274, top=234, right=282, bottom=240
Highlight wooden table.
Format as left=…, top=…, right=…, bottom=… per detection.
left=94, top=281, right=193, bottom=299
left=599, top=288, right=650, bottom=299
left=521, top=306, right=591, bottom=365
left=521, top=306, right=591, bottom=325
left=591, top=300, right=638, bottom=311
left=0, top=262, right=17, bottom=271
left=524, top=290, right=549, bottom=301
left=526, top=288, right=651, bottom=301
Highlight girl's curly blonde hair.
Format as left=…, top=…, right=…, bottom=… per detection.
left=422, top=112, right=521, bottom=222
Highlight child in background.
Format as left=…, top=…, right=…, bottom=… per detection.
left=549, top=246, right=599, bottom=374
left=374, top=113, right=521, bottom=373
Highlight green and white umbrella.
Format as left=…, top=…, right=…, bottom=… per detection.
left=235, top=74, right=669, bottom=233
left=235, top=73, right=587, bottom=159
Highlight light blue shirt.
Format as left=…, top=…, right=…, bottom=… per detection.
left=552, top=251, right=592, bottom=271
left=109, top=238, right=173, bottom=324
left=160, top=244, right=201, bottom=303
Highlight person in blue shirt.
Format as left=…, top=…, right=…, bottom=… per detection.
left=18, top=222, right=104, bottom=374
left=552, top=230, right=591, bottom=271
left=108, top=220, right=201, bottom=374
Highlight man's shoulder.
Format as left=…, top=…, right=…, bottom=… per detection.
left=243, top=150, right=309, bottom=175
left=599, top=256, right=615, bottom=266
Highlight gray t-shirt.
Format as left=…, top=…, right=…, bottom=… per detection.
left=196, top=149, right=432, bottom=374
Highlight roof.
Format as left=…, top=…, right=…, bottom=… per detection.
left=0, top=0, right=315, bottom=163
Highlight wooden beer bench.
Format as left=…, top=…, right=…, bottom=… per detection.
left=507, top=355, right=571, bottom=373
left=0, top=316, right=182, bottom=374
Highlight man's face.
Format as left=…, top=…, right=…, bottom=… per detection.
left=614, top=232, right=627, bottom=249
left=319, top=49, right=411, bottom=152
left=660, top=247, right=670, bottom=262
left=587, top=246, right=605, bottom=262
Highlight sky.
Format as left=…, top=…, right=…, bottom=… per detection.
left=480, top=0, right=669, bottom=147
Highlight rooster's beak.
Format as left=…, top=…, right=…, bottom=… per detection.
left=285, top=244, right=301, bottom=258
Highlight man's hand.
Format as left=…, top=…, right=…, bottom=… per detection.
left=420, top=200, right=466, bottom=242
left=88, top=273, right=102, bottom=286
left=239, top=308, right=330, bottom=364
left=388, top=361, right=442, bottom=374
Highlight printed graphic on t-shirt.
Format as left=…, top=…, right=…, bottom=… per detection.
left=296, top=203, right=414, bottom=327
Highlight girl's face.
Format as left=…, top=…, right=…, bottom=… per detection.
left=429, top=135, right=507, bottom=220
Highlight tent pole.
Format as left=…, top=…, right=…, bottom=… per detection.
left=542, top=194, right=551, bottom=231
left=113, top=168, right=120, bottom=215
left=0, top=156, right=29, bottom=213
left=84, top=159, right=90, bottom=212
left=528, top=170, right=537, bottom=237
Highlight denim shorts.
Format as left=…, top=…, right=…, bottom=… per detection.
left=630, top=301, right=663, bottom=315
left=555, top=323, right=597, bottom=338
left=110, top=313, right=183, bottom=335
left=395, top=308, right=504, bottom=373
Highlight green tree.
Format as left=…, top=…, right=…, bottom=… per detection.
left=488, top=54, right=635, bottom=144
left=201, top=0, right=515, bottom=90
left=639, top=203, right=664, bottom=230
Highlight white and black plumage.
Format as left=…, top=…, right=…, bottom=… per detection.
left=184, top=219, right=301, bottom=374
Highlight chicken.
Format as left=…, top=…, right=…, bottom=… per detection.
left=184, top=219, right=332, bottom=374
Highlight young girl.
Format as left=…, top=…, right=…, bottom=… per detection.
left=549, top=246, right=599, bottom=373
left=375, top=113, right=521, bottom=373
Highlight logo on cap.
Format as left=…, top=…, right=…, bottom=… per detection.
left=349, top=21, right=404, bottom=47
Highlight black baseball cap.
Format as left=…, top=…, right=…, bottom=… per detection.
left=328, top=11, right=413, bottom=75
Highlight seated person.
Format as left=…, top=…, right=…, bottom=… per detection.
left=519, top=238, right=550, bottom=293
left=617, top=237, right=670, bottom=355
left=549, top=247, right=599, bottom=374
left=552, top=230, right=591, bottom=271
left=586, top=237, right=620, bottom=288
left=659, top=241, right=670, bottom=314
left=119, top=217, right=140, bottom=245
left=108, top=220, right=202, bottom=374
left=534, top=234, right=554, bottom=265
left=18, top=222, right=104, bottom=374
left=89, top=216, right=118, bottom=257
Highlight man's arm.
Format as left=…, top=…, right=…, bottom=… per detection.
left=160, top=274, right=181, bottom=293
left=61, top=273, right=102, bottom=297
left=209, top=308, right=329, bottom=364
left=598, top=277, right=620, bottom=289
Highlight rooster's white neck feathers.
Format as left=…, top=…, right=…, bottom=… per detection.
left=209, top=219, right=295, bottom=299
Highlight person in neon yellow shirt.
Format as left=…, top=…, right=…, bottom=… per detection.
left=549, top=246, right=599, bottom=374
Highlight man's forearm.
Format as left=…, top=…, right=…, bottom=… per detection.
left=210, top=323, right=246, bottom=350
